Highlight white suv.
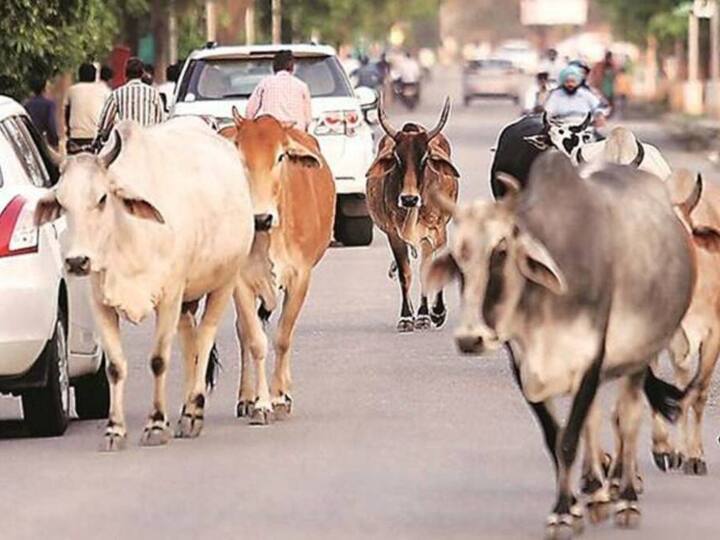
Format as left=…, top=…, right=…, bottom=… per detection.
left=0, top=96, right=108, bottom=436
left=172, top=43, right=377, bottom=246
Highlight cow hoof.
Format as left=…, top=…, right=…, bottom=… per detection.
left=601, top=452, right=612, bottom=477
left=175, top=413, right=204, bottom=439
left=236, top=400, right=253, bottom=418
left=414, top=315, right=432, bottom=331
left=608, top=479, right=620, bottom=501
left=670, top=451, right=684, bottom=470
left=430, top=309, right=447, bottom=328
left=587, top=499, right=611, bottom=524
left=272, top=394, right=293, bottom=419
left=614, top=501, right=641, bottom=529
left=653, top=451, right=673, bottom=472
left=140, top=422, right=172, bottom=447
left=397, top=317, right=415, bottom=333
left=683, top=457, right=708, bottom=476
left=544, top=514, right=575, bottom=540
left=100, top=431, right=127, bottom=452
left=249, top=404, right=273, bottom=425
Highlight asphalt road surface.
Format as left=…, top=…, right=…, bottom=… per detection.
left=2, top=68, right=719, bottom=540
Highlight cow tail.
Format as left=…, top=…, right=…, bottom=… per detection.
left=205, top=343, right=222, bottom=392
left=643, top=367, right=686, bottom=424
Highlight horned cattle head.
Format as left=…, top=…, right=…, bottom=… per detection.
left=367, top=97, right=459, bottom=210
left=524, top=112, right=594, bottom=160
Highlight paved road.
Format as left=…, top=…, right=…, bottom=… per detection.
left=2, top=69, right=719, bottom=540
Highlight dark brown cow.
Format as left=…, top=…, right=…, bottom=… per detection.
left=366, top=97, right=460, bottom=332
left=221, top=111, right=336, bottom=424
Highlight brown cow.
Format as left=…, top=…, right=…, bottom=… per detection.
left=221, top=111, right=336, bottom=424
left=366, top=98, right=459, bottom=332
left=651, top=169, right=720, bottom=475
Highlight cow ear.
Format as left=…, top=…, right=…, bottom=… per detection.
left=367, top=142, right=397, bottom=178
left=218, top=125, right=237, bottom=141
left=113, top=185, right=165, bottom=224
left=34, top=191, right=63, bottom=226
left=283, top=136, right=322, bottom=168
left=427, top=145, right=460, bottom=178
left=523, top=134, right=550, bottom=151
left=692, top=226, right=720, bottom=252
left=424, top=251, right=460, bottom=295
left=514, top=229, right=567, bottom=295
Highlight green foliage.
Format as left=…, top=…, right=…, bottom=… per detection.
left=596, top=0, right=688, bottom=45
left=0, top=0, right=117, bottom=100
left=648, top=3, right=692, bottom=45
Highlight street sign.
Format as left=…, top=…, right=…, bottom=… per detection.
left=694, top=0, right=717, bottom=18
left=521, top=0, right=588, bottom=26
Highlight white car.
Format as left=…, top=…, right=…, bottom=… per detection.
left=172, top=43, right=377, bottom=246
left=0, top=96, right=108, bottom=436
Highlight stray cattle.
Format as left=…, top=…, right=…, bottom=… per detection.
left=35, top=117, right=255, bottom=449
left=651, top=169, right=720, bottom=475
left=490, top=114, right=670, bottom=198
left=221, top=110, right=335, bottom=424
left=426, top=152, right=695, bottom=538
left=366, top=97, right=459, bottom=332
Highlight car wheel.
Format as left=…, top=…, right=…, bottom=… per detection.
left=22, top=310, right=70, bottom=437
left=335, top=215, right=373, bottom=246
left=74, top=354, right=110, bottom=420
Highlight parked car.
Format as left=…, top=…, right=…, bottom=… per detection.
left=462, top=58, right=522, bottom=105
left=172, top=43, right=378, bottom=246
left=0, top=96, right=108, bottom=436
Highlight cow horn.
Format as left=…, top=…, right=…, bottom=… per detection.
left=377, top=95, right=397, bottom=139
left=232, top=106, right=245, bottom=125
left=683, top=173, right=704, bottom=216
left=427, top=97, right=451, bottom=140
left=541, top=111, right=549, bottom=129
left=579, top=112, right=592, bottom=131
left=99, top=131, right=122, bottom=169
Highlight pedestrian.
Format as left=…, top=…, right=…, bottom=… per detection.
left=23, top=76, right=59, bottom=149
left=614, top=66, right=632, bottom=119
left=590, top=51, right=617, bottom=111
left=100, top=65, right=114, bottom=89
left=245, top=50, right=312, bottom=132
left=543, top=65, right=606, bottom=125
left=64, top=62, right=111, bottom=154
left=523, top=71, right=550, bottom=114
left=157, top=63, right=181, bottom=112
left=94, top=57, right=167, bottom=146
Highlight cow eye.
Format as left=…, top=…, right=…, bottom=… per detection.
left=277, top=153, right=286, bottom=163
left=559, top=129, right=565, bottom=135
left=97, top=194, right=107, bottom=209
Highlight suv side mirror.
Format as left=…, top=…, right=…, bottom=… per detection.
left=355, top=86, right=378, bottom=111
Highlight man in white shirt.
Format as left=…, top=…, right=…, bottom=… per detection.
left=64, top=63, right=111, bottom=154
left=397, top=53, right=421, bottom=84
left=544, top=65, right=605, bottom=125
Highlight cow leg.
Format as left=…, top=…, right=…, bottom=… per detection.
left=581, top=402, right=612, bottom=524
left=270, top=271, right=311, bottom=418
left=613, top=372, right=644, bottom=529
left=177, top=307, right=199, bottom=405
left=232, top=281, right=271, bottom=424
left=387, top=233, right=414, bottom=332
left=430, top=290, right=447, bottom=328
left=652, top=330, right=690, bottom=471
left=176, top=285, right=233, bottom=438
left=92, top=295, right=129, bottom=452
left=683, top=329, right=720, bottom=476
left=415, top=239, right=433, bottom=331
left=140, top=292, right=183, bottom=446
left=546, top=355, right=603, bottom=539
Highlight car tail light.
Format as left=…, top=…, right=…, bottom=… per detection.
left=314, top=110, right=362, bottom=137
left=0, top=195, right=39, bottom=258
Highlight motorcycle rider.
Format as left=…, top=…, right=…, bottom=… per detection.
left=543, top=64, right=606, bottom=126
left=394, top=52, right=422, bottom=108
left=351, top=56, right=382, bottom=89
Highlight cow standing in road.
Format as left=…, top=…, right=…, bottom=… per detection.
left=366, top=98, right=459, bottom=332
left=426, top=153, right=696, bottom=538
left=34, top=117, right=255, bottom=450
left=221, top=110, right=335, bottom=424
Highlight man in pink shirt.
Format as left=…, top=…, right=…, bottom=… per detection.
left=245, top=50, right=313, bottom=131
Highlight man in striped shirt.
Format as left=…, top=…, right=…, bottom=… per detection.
left=94, top=57, right=166, bottom=145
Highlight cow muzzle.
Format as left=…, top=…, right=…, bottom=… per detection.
left=454, top=326, right=501, bottom=355
left=65, top=256, right=91, bottom=276
left=254, top=213, right=274, bottom=232
left=398, top=194, right=422, bottom=208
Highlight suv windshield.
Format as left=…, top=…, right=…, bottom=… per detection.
left=178, top=55, right=353, bottom=102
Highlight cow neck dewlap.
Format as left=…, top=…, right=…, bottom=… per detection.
left=99, top=210, right=176, bottom=324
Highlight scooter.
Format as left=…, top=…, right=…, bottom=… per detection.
left=393, top=80, right=420, bottom=111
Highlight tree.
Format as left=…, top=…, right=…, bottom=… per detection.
left=596, top=0, right=687, bottom=45
left=0, top=0, right=117, bottom=100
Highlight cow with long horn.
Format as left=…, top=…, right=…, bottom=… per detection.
left=366, top=97, right=459, bottom=332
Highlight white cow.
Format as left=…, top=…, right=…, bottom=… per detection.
left=35, top=117, right=254, bottom=450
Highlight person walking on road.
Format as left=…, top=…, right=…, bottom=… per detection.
left=23, top=76, right=59, bottom=150
left=94, top=57, right=166, bottom=145
left=245, top=50, right=312, bottom=132
left=64, top=63, right=110, bottom=155
left=590, top=51, right=617, bottom=111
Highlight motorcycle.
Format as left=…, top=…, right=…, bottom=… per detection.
left=393, top=80, right=420, bottom=111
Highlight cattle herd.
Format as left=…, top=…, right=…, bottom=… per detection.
left=33, top=101, right=720, bottom=539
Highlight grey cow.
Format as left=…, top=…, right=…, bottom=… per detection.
left=426, top=152, right=697, bottom=539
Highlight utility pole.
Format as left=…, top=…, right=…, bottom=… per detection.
left=206, top=0, right=217, bottom=42
left=169, top=0, right=178, bottom=64
left=272, top=0, right=282, bottom=44
left=685, top=9, right=703, bottom=114
left=245, top=1, right=256, bottom=45
left=709, top=1, right=720, bottom=116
